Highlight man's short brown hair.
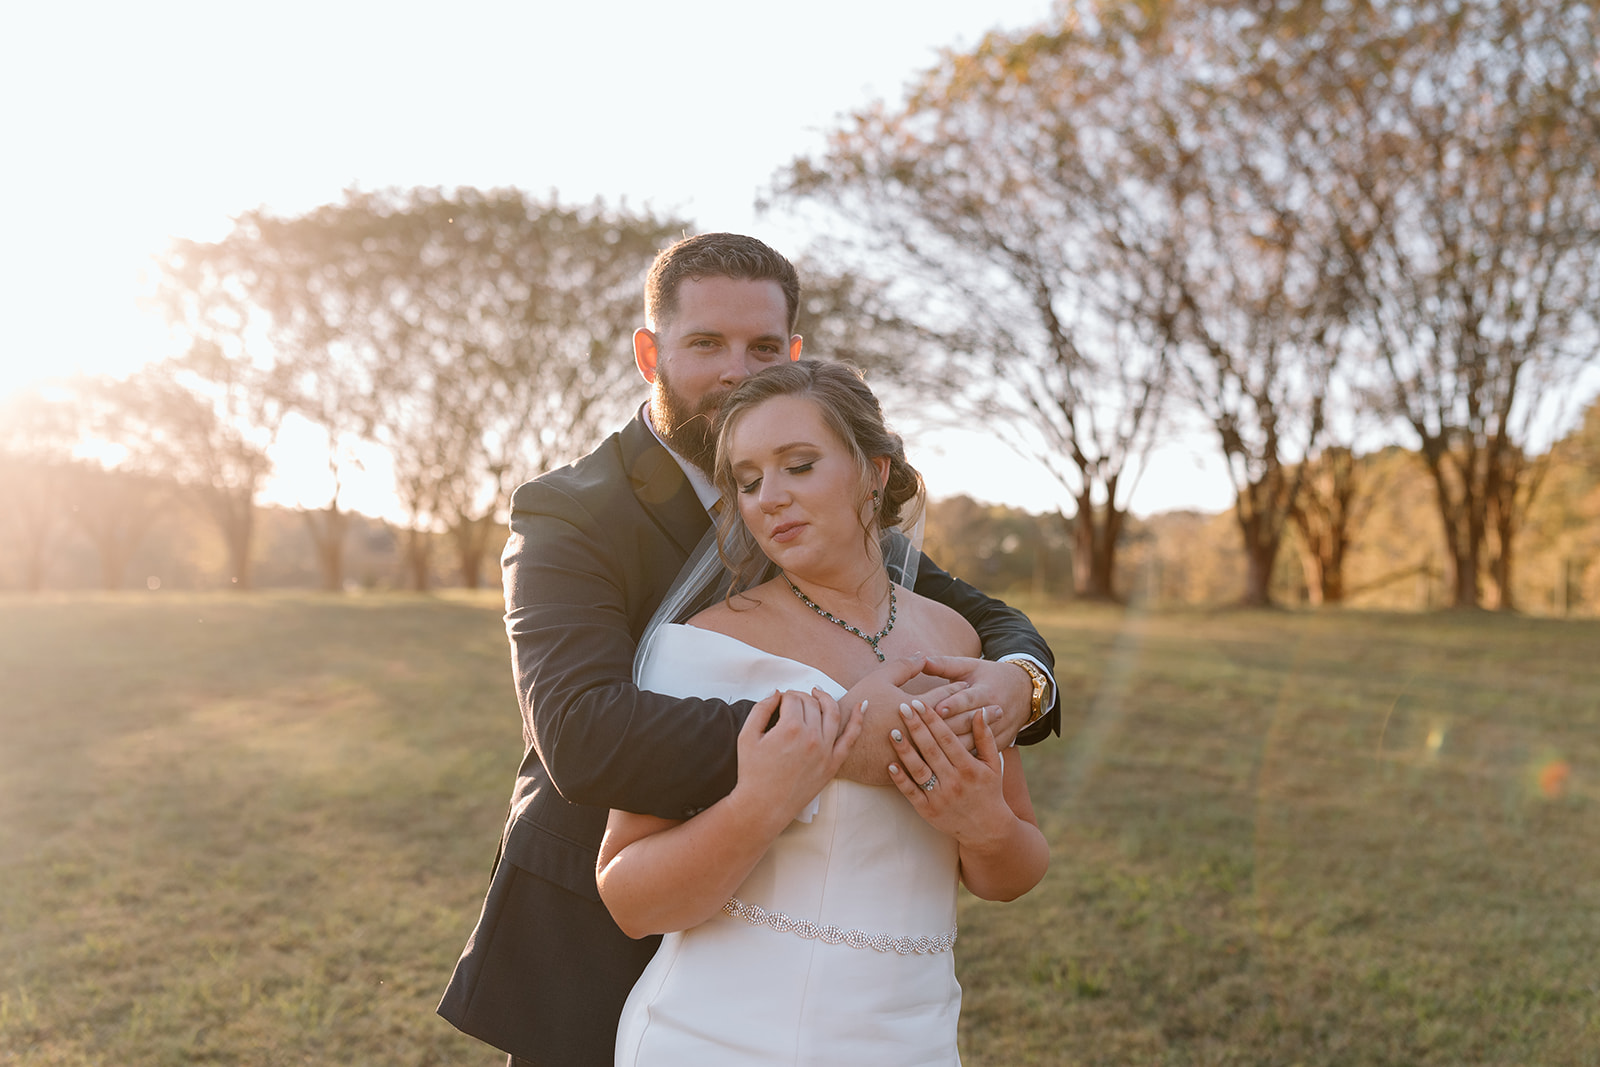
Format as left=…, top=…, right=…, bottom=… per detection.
left=644, top=233, right=801, bottom=333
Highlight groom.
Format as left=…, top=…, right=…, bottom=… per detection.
left=438, top=233, right=1059, bottom=1065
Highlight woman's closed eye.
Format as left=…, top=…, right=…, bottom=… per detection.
left=738, top=477, right=762, bottom=495
left=786, top=462, right=814, bottom=476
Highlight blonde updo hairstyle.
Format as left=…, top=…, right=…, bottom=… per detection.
left=710, top=360, right=924, bottom=594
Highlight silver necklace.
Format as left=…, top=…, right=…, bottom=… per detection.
left=783, top=574, right=896, bottom=662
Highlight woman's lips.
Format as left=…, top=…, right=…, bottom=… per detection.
left=769, top=521, right=805, bottom=543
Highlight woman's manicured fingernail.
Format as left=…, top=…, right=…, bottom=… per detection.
left=889, top=764, right=901, bottom=776
left=891, top=729, right=904, bottom=743
left=984, top=706, right=1001, bottom=722
left=900, top=703, right=913, bottom=719
left=911, top=700, right=927, bottom=713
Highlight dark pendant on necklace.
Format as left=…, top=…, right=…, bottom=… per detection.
left=783, top=575, right=897, bottom=662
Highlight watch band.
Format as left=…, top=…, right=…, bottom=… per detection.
left=1011, top=659, right=1048, bottom=726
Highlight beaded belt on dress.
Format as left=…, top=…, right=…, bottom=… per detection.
left=722, top=897, right=957, bottom=955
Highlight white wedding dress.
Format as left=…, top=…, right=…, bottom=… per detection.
left=615, top=623, right=963, bottom=1066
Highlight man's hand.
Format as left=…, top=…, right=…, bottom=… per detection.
left=834, top=657, right=968, bottom=785
left=921, top=655, right=1034, bottom=748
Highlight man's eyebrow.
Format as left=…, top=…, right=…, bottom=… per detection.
left=680, top=326, right=786, bottom=342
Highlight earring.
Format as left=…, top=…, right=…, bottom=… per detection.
left=871, top=489, right=880, bottom=509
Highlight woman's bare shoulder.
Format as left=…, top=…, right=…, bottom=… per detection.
left=687, top=581, right=783, bottom=639
left=895, top=584, right=982, bottom=658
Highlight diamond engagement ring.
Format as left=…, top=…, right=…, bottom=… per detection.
left=920, top=773, right=938, bottom=792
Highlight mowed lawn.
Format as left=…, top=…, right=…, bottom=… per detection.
left=2, top=594, right=1597, bottom=1066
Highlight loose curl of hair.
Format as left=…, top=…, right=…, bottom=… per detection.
left=710, top=360, right=924, bottom=595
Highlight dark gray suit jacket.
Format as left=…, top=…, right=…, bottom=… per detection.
left=438, top=411, right=1058, bottom=1065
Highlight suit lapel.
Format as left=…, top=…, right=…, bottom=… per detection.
left=621, top=412, right=711, bottom=557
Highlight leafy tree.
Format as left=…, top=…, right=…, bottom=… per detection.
left=0, top=386, right=95, bottom=591
left=163, top=188, right=685, bottom=590
left=102, top=354, right=287, bottom=590
left=62, top=463, right=173, bottom=590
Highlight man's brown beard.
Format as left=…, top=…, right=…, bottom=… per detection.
left=651, top=368, right=726, bottom=475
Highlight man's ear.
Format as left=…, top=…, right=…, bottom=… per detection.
left=788, top=334, right=803, bottom=362
left=634, top=327, right=660, bottom=384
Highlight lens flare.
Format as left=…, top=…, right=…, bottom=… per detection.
left=1538, top=759, right=1571, bottom=799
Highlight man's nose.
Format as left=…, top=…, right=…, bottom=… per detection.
left=720, top=355, right=752, bottom=385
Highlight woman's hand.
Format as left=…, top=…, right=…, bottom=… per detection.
left=734, top=687, right=861, bottom=829
left=598, top=686, right=864, bottom=938
left=887, top=698, right=1050, bottom=902
left=886, top=699, right=1013, bottom=845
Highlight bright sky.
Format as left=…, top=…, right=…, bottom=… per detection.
left=0, top=0, right=1235, bottom=520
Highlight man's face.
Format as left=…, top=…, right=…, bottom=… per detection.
left=633, top=276, right=802, bottom=472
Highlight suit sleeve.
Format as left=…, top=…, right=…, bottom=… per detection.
left=911, top=551, right=1061, bottom=744
left=504, top=480, right=749, bottom=820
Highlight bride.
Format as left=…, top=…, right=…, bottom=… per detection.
left=596, top=360, right=1049, bottom=1066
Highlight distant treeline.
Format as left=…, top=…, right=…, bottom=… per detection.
left=927, top=424, right=1600, bottom=615
left=5, top=422, right=1597, bottom=614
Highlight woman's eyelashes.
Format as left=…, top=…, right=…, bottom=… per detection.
left=736, top=462, right=814, bottom=495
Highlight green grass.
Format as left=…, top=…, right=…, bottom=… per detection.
left=3, top=595, right=1598, bottom=1065
left=0, top=592, right=515, bottom=1065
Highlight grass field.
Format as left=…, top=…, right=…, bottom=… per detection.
left=2, top=593, right=1596, bottom=1065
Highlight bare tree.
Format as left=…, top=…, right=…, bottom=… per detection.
left=1323, top=0, right=1600, bottom=608
left=773, top=23, right=1176, bottom=599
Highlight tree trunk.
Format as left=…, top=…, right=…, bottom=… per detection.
left=404, top=528, right=432, bottom=591
left=1293, top=535, right=1327, bottom=607
left=302, top=504, right=349, bottom=592
left=451, top=513, right=495, bottom=590
left=1233, top=473, right=1286, bottom=608
left=1322, top=533, right=1346, bottom=604
left=1241, top=529, right=1280, bottom=608
left=1491, top=510, right=1515, bottom=613
left=1416, top=444, right=1486, bottom=610
left=1069, top=491, right=1122, bottom=601
left=226, top=509, right=255, bottom=591
left=93, top=531, right=130, bottom=590
left=201, top=486, right=257, bottom=591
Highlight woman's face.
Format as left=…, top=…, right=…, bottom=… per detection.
left=725, top=393, right=884, bottom=577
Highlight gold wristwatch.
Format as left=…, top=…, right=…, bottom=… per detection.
left=1010, top=659, right=1049, bottom=727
